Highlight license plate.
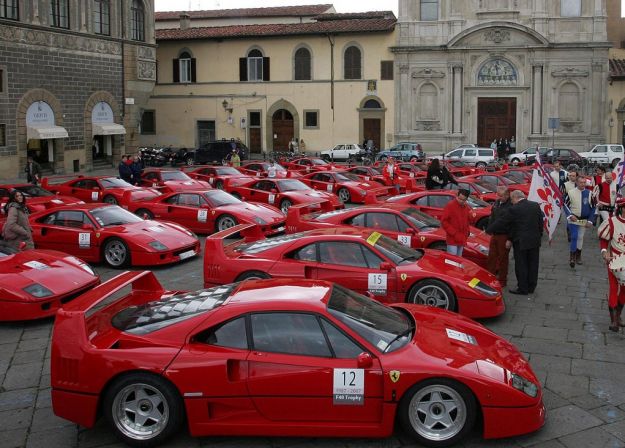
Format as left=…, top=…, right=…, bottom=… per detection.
left=179, top=250, right=196, bottom=260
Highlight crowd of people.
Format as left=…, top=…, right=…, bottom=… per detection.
left=117, top=154, right=145, bottom=185
left=490, top=137, right=516, bottom=159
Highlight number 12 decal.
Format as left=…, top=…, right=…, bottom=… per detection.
left=333, top=368, right=364, bottom=405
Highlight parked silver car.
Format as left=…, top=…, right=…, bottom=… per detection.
left=444, top=147, right=496, bottom=167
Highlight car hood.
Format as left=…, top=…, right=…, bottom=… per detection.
left=286, top=190, right=340, bottom=203
left=397, top=305, right=537, bottom=382
left=113, top=221, right=197, bottom=246
left=0, top=250, right=97, bottom=301
left=218, top=203, right=284, bottom=222
left=164, top=180, right=210, bottom=190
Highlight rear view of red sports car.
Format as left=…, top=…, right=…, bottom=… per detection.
left=0, top=245, right=99, bottom=320
left=51, top=271, right=544, bottom=447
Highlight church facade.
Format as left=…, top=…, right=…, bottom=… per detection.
left=393, top=0, right=610, bottom=154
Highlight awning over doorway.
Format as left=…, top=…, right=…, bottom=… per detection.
left=27, top=125, right=69, bottom=141
left=92, top=123, right=126, bottom=136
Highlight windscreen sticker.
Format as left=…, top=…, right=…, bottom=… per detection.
left=366, top=232, right=382, bottom=246
left=446, top=328, right=477, bottom=345
left=91, top=192, right=99, bottom=201
left=197, top=209, right=208, bottom=222
left=148, top=226, right=165, bottom=233
left=333, top=369, right=364, bottom=405
left=444, top=259, right=464, bottom=269
left=368, top=273, right=387, bottom=295
left=468, top=278, right=480, bottom=288
left=397, top=235, right=411, bottom=246
left=23, top=261, right=49, bottom=270
left=78, top=233, right=91, bottom=248
left=268, top=194, right=275, bottom=204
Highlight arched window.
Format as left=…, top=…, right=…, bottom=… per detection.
left=241, top=49, right=269, bottom=82
left=131, top=0, right=145, bottom=41
left=93, top=0, right=110, bottom=35
left=294, top=47, right=311, bottom=80
left=174, top=51, right=196, bottom=83
left=363, top=99, right=381, bottom=109
left=344, top=46, right=361, bottom=80
left=559, top=82, right=581, bottom=121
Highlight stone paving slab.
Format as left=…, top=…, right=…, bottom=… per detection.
left=1, top=215, right=624, bottom=447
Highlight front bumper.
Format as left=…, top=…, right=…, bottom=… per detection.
left=482, top=397, right=545, bottom=439
left=131, top=241, right=201, bottom=266
left=457, top=294, right=505, bottom=319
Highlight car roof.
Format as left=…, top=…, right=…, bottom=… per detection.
left=226, top=278, right=332, bottom=310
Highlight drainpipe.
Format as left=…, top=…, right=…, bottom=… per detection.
left=326, top=34, right=335, bottom=122
left=120, top=0, right=126, bottom=158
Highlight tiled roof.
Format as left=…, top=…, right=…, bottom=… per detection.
left=610, top=59, right=625, bottom=78
left=156, top=18, right=397, bottom=41
left=155, top=4, right=333, bottom=21
left=314, top=11, right=395, bottom=20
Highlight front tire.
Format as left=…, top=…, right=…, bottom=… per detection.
left=408, top=279, right=457, bottom=311
left=337, top=187, right=351, bottom=203
left=476, top=162, right=486, bottom=168
left=135, top=209, right=154, bottom=220
left=215, top=180, right=224, bottom=190
left=104, top=372, right=184, bottom=448
left=280, top=199, right=292, bottom=213
left=185, top=156, right=194, bottom=167
left=103, top=195, right=118, bottom=205
left=399, top=378, right=477, bottom=447
left=235, top=271, right=271, bottom=281
left=216, top=214, right=237, bottom=231
left=510, top=157, right=520, bottom=164
left=103, top=238, right=130, bottom=268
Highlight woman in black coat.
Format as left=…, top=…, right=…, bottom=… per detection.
left=426, top=159, right=456, bottom=190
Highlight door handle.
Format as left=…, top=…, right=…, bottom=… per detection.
left=41, top=228, right=47, bottom=236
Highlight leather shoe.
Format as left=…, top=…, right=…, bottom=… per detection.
left=508, top=288, right=528, bottom=295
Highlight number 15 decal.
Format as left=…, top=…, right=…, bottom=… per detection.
left=368, top=273, right=387, bottom=294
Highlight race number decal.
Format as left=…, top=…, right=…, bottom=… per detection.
left=197, top=209, right=208, bottom=222
left=368, top=273, right=387, bottom=295
left=409, top=173, right=415, bottom=178
left=208, top=177, right=214, bottom=185
left=397, top=235, right=411, bottom=246
left=78, top=233, right=91, bottom=248
left=268, top=194, right=275, bottom=204
left=333, top=369, right=364, bottom=405
left=326, top=184, right=333, bottom=192
left=91, top=192, right=99, bottom=201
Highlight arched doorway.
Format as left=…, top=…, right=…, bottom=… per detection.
left=359, top=97, right=386, bottom=151
left=272, top=109, right=294, bottom=152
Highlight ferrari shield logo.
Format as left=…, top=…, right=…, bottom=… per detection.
left=211, top=210, right=216, bottom=215
left=389, top=370, right=400, bottom=383
left=420, top=236, right=425, bottom=242
left=95, top=232, right=100, bottom=238
left=400, top=273, right=407, bottom=282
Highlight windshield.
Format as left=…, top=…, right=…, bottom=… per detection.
left=100, top=177, right=134, bottom=188
left=15, top=185, right=54, bottom=197
left=471, top=182, right=495, bottom=193
left=504, top=172, right=529, bottom=183
left=328, top=284, right=413, bottom=353
left=467, top=196, right=489, bottom=208
left=312, top=159, right=328, bottom=166
left=91, top=205, right=144, bottom=226
left=215, top=167, right=241, bottom=176
left=341, top=173, right=365, bottom=182
left=162, top=171, right=192, bottom=181
left=369, top=167, right=382, bottom=175
left=367, top=232, right=424, bottom=265
left=277, top=179, right=309, bottom=192
left=400, top=208, right=440, bottom=229
left=204, top=190, right=241, bottom=207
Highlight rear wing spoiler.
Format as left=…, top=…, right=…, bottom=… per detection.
left=120, top=189, right=161, bottom=209
left=364, top=189, right=384, bottom=205
left=42, top=174, right=85, bottom=191
left=285, top=201, right=334, bottom=232
left=204, top=224, right=265, bottom=282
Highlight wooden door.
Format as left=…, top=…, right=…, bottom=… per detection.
left=477, top=98, right=516, bottom=147
left=363, top=119, right=381, bottom=150
left=272, top=109, right=294, bottom=152
left=249, top=128, right=261, bottom=154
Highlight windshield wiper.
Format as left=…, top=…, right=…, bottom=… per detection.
left=105, top=221, right=126, bottom=226
left=398, top=255, right=418, bottom=263
left=383, top=325, right=415, bottom=353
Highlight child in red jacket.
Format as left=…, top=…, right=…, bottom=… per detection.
left=441, top=189, right=471, bottom=256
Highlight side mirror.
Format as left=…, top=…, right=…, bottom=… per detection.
left=270, top=188, right=278, bottom=194
left=18, top=241, right=27, bottom=251
left=406, top=228, right=416, bottom=235
left=81, top=224, right=92, bottom=230
left=357, top=352, right=373, bottom=368
left=379, top=261, right=393, bottom=271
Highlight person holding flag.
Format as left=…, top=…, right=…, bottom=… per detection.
left=598, top=197, right=625, bottom=332
left=565, top=176, right=597, bottom=267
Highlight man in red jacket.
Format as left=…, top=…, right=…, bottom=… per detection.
left=441, top=189, right=471, bottom=256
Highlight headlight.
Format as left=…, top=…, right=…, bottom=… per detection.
left=254, top=216, right=267, bottom=225
left=477, top=244, right=489, bottom=255
left=511, top=373, right=538, bottom=398
left=64, top=257, right=95, bottom=276
left=149, top=241, right=168, bottom=251
left=23, top=283, right=53, bottom=298
left=473, top=281, right=499, bottom=298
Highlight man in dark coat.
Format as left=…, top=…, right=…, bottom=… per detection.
left=24, top=156, right=41, bottom=185
left=487, top=190, right=544, bottom=295
left=118, top=155, right=132, bottom=183
left=485, top=186, right=512, bottom=287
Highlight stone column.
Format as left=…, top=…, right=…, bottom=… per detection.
left=31, top=0, right=40, bottom=25
left=452, top=65, right=463, bottom=134
left=399, top=64, right=410, bottom=133
left=531, top=65, right=543, bottom=134
left=591, top=62, right=603, bottom=135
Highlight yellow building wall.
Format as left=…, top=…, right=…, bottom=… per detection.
left=142, top=30, right=396, bottom=153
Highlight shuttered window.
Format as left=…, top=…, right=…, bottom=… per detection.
left=294, top=47, right=311, bottom=80
left=344, top=46, right=361, bottom=80
left=381, top=61, right=393, bottom=80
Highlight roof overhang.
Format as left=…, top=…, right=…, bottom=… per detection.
left=27, top=125, right=68, bottom=141
left=92, top=123, right=126, bottom=136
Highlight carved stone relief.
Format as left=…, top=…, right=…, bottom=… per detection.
left=137, top=61, right=156, bottom=81
left=412, top=68, right=446, bottom=79
left=551, top=67, right=589, bottom=78
left=483, top=28, right=511, bottom=44
left=415, top=121, right=441, bottom=131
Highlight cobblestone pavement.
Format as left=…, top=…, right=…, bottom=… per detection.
left=1, top=224, right=624, bottom=447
